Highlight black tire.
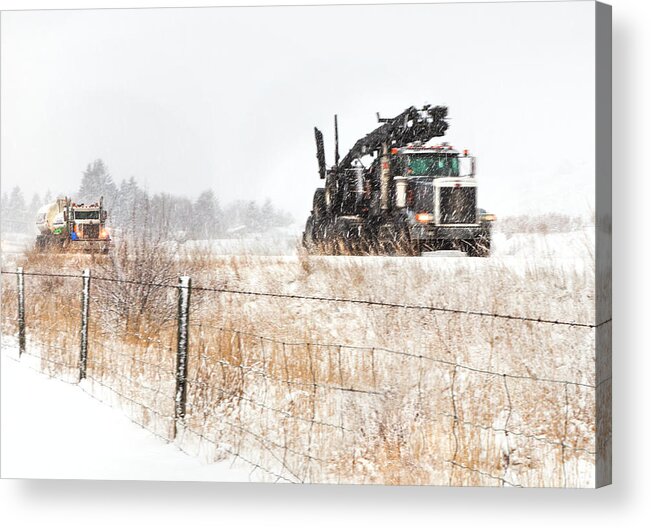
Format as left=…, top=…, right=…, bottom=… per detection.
left=35, top=235, right=47, bottom=251
left=409, top=240, right=422, bottom=256
left=333, top=218, right=356, bottom=256
left=395, top=228, right=416, bottom=256
left=313, top=188, right=327, bottom=218
left=375, top=225, right=395, bottom=255
left=467, top=233, right=491, bottom=257
left=302, top=215, right=316, bottom=253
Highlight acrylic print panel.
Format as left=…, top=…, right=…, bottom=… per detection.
left=0, top=1, right=611, bottom=487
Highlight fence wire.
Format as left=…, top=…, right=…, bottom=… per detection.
left=1, top=269, right=610, bottom=329
left=0, top=268, right=606, bottom=486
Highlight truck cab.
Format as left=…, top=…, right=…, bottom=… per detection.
left=390, top=143, right=494, bottom=255
left=70, top=203, right=109, bottom=241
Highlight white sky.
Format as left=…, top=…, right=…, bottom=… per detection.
left=1, top=1, right=595, bottom=220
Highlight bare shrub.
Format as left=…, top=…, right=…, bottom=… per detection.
left=93, top=238, right=179, bottom=335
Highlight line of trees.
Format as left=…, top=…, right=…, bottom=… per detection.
left=1, top=187, right=53, bottom=234
left=1, top=159, right=293, bottom=240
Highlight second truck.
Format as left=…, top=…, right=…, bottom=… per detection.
left=35, top=197, right=111, bottom=254
left=302, top=105, right=495, bottom=256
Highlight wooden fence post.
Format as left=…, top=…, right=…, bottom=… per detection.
left=79, top=268, right=91, bottom=381
left=17, top=267, right=25, bottom=357
left=173, top=275, right=191, bottom=439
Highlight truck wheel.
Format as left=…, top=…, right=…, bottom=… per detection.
left=467, top=234, right=491, bottom=257
left=313, top=189, right=327, bottom=218
left=303, top=215, right=317, bottom=253
left=363, top=236, right=378, bottom=256
left=357, top=235, right=372, bottom=256
left=331, top=218, right=361, bottom=256
left=395, top=228, right=416, bottom=256
left=35, top=235, right=46, bottom=251
left=335, top=230, right=353, bottom=256
left=376, top=225, right=398, bottom=255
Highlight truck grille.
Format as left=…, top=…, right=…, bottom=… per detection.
left=83, top=224, right=100, bottom=239
left=439, top=187, right=477, bottom=224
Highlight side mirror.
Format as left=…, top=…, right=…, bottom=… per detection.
left=459, top=156, right=476, bottom=177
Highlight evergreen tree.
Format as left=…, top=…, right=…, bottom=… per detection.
left=171, top=196, right=194, bottom=241
left=6, top=186, right=28, bottom=233
left=77, top=159, right=117, bottom=208
left=0, top=192, right=9, bottom=235
left=28, top=192, right=42, bottom=217
left=212, top=195, right=224, bottom=237
left=192, top=190, right=221, bottom=239
left=246, top=200, right=262, bottom=232
left=114, top=176, right=143, bottom=233
left=9, top=186, right=25, bottom=212
left=260, top=198, right=274, bottom=231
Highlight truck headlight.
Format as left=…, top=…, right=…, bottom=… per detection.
left=415, top=213, right=434, bottom=224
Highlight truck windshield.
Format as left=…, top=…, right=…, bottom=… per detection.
left=408, top=155, right=459, bottom=177
left=74, top=211, right=100, bottom=220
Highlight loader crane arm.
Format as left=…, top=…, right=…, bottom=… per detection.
left=334, top=105, right=449, bottom=172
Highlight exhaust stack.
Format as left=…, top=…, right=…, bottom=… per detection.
left=314, top=127, right=326, bottom=180
left=334, top=114, right=340, bottom=168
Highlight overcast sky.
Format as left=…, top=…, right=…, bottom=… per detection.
left=1, top=1, right=595, bottom=221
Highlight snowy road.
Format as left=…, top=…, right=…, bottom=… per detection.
left=0, top=340, right=250, bottom=482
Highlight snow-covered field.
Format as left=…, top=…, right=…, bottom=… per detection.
left=0, top=232, right=33, bottom=267
left=0, top=336, right=250, bottom=482
left=0, top=224, right=605, bottom=487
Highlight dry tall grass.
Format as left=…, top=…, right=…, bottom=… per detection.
left=0, top=230, right=599, bottom=486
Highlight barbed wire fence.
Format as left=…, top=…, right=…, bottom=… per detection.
left=0, top=268, right=610, bottom=486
